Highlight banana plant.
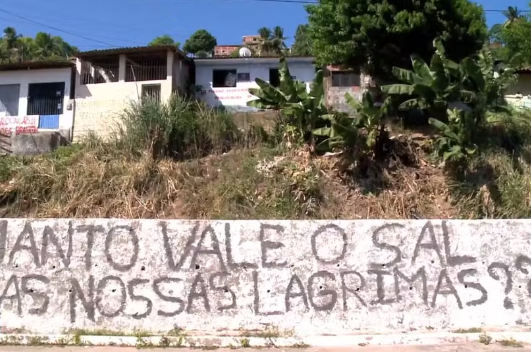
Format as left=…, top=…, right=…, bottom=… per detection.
left=380, top=39, right=474, bottom=120
left=248, top=56, right=338, bottom=151
left=429, top=109, right=477, bottom=162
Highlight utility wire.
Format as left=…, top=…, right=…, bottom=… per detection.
left=0, top=7, right=120, bottom=48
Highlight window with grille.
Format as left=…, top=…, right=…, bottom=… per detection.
left=331, top=71, right=361, bottom=87
left=141, top=84, right=162, bottom=102
left=27, top=82, right=65, bottom=115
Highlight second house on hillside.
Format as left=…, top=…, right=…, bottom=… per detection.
left=72, top=45, right=191, bottom=141
left=194, top=56, right=316, bottom=111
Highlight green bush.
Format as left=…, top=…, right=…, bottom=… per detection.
left=115, top=94, right=240, bottom=160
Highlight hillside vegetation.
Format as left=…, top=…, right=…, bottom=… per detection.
left=1, top=46, right=531, bottom=219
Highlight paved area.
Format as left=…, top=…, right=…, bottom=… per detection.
left=0, top=344, right=530, bottom=352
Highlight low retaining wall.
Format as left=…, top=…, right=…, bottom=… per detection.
left=0, top=219, right=529, bottom=336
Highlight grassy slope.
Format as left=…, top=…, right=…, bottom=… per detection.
left=1, top=100, right=531, bottom=219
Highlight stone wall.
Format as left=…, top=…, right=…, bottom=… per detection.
left=1, top=219, right=530, bottom=336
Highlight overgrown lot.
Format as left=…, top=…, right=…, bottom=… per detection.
left=1, top=47, right=531, bottom=219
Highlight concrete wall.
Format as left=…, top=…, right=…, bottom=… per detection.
left=194, top=58, right=315, bottom=112
left=0, top=68, right=74, bottom=135
left=73, top=51, right=188, bottom=141
left=1, top=219, right=530, bottom=336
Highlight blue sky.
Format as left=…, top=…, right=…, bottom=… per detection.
left=0, top=0, right=528, bottom=51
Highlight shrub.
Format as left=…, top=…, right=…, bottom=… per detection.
left=115, top=94, right=240, bottom=160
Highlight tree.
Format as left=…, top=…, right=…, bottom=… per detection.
left=502, top=6, right=522, bottom=27
left=182, top=30, right=216, bottom=55
left=497, top=17, right=531, bottom=64
left=271, top=26, right=287, bottom=53
left=257, top=27, right=273, bottom=55
left=149, top=35, right=180, bottom=48
left=291, top=24, right=312, bottom=56
left=257, top=26, right=287, bottom=56
left=0, top=27, right=76, bottom=63
left=306, top=0, right=488, bottom=81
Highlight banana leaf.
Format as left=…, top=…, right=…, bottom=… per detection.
left=381, top=84, right=414, bottom=95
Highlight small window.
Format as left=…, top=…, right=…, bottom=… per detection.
left=27, top=82, right=65, bottom=115
left=237, top=73, right=250, bottom=81
left=213, top=69, right=237, bottom=88
left=0, top=84, right=20, bottom=116
left=331, top=71, right=361, bottom=87
left=269, top=69, right=280, bottom=87
left=142, top=84, right=161, bottom=102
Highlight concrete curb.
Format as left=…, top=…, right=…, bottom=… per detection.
left=0, top=331, right=530, bottom=347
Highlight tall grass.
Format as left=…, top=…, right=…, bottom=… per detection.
left=449, top=111, right=531, bottom=218
left=115, top=94, right=241, bottom=160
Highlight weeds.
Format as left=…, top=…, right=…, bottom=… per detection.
left=479, top=333, right=492, bottom=345
left=498, top=338, right=524, bottom=347
left=116, top=95, right=241, bottom=160
left=453, top=327, right=482, bottom=333
left=240, top=338, right=251, bottom=348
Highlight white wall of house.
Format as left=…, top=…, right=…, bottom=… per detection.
left=73, top=51, right=188, bottom=141
left=0, top=67, right=73, bottom=135
left=194, top=57, right=316, bottom=110
left=505, top=73, right=531, bottom=110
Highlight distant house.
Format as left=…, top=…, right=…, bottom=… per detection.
left=0, top=60, right=75, bottom=139
left=324, top=65, right=371, bottom=112
left=505, top=68, right=531, bottom=109
left=214, top=45, right=240, bottom=57
left=194, top=56, right=316, bottom=111
left=72, top=45, right=191, bottom=141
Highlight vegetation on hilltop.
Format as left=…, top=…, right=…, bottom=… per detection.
left=0, top=27, right=78, bottom=63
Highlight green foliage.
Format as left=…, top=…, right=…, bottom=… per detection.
left=494, top=14, right=531, bottom=66
left=291, top=24, right=312, bottom=56
left=429, top=110, right=477, bottom=161
left=248, top=56, right=340, bottom=151
left=0, top=27, right=77, bottom=63
left=148, top=35, right=180, bottom=49
left=116, top=95, right=239, bottom=160
left=182, top=29, right=217, bottom=55
left=344, top=92, right=389, bottom=152
left=256, top=26, right=287, bottom=56
left=306, top=0, right=487, bottom=80
left=382, top=39, right=518, bottom=162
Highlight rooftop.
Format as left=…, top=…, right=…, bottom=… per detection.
left=75, top=45, right=188, bottom=60
left=0, top=60, right=74, bottom=71
left=195, top=55, right=314, bottom=63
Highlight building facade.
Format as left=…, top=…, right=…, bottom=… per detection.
left=194, top=56, right=315, bottom=111
left=213, top=45, right=240, bottom=57
left=72, top=45, right=191, bottom=141
left=0, top=61, right=75, bottom=139
left=324, top=65, right=371, bottom=112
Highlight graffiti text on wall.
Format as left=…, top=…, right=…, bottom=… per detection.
left=1, top=220, right=530, bottom=322
left=0, top=116, right=38, bottom=136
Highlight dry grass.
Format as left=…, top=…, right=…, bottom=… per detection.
left=1, top=108, right=531, bottom=220
left=0, top=135, right=454, bottom=219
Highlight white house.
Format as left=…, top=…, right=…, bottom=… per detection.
left=73, top=45, right=191, bottom=140
left=0, top=61, right=75, bottom=139
left=194, top=56, right=316, bottom=111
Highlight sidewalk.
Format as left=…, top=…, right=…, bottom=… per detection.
left=0, top=344, right=530, bottom=352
